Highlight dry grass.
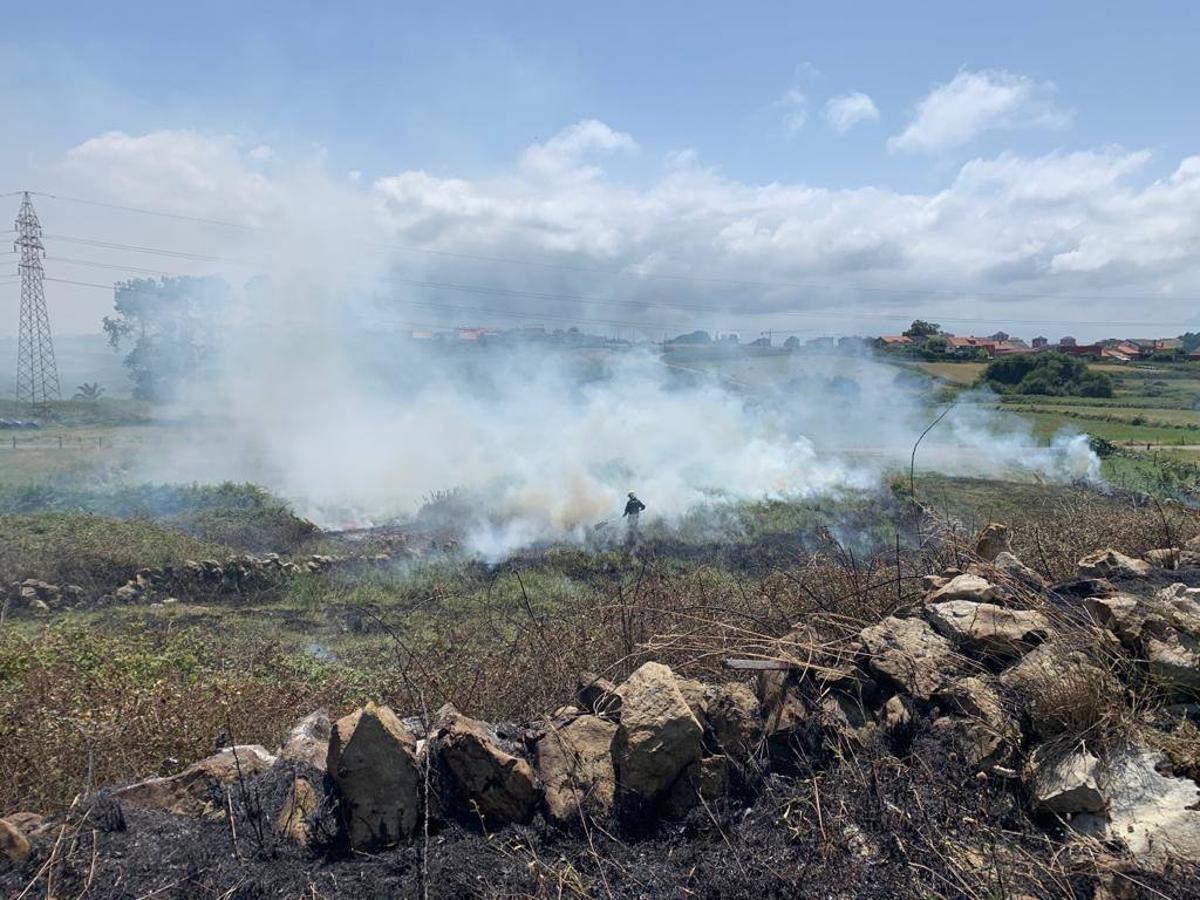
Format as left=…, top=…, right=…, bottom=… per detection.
left=2, top=482, right=1197, bottom=822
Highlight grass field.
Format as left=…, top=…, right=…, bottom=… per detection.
left=915, top=361, right=988, bottom=384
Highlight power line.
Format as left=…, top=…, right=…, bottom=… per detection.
left=36, top=230, right=1197, bottom=330
left=46, top=255, right=178, bottom=277
left=25, top=189, right=1200, bottom=308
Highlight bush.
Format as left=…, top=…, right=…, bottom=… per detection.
left=980, top=352, right=1113, bottom=398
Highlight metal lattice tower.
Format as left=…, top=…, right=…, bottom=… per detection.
left=14, top=192, right=60, bottom=405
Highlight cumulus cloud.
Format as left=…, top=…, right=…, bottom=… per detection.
left=519, top=119, right=637, bottom=177
left=889, top=69, right=1069, bottom=153
left=824, top=91, right=880, bottom=133
left=62, top=130, right=280, bottom=222
left=43, top=120, right=1200, bottom=340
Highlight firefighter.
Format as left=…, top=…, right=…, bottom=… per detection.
left=623, top=491, right=646, bottom=541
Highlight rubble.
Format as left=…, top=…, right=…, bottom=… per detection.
left=613, top=662, right=704, bottom=804
left=2, top=550, right=409, bottom=615
left=932, top=676, right=1017, bottom=772
left=1078, top=549, right=1152, bottom=580
left=6, top=536, right=1200, bottom=885
left=925, top=600, right=1050, bottom=660
left=433, top=706, right=538, bottom=827
left=1086, top=585, right=1200, bottom=694
left=113, top=745, right=277, bottom=816
left=328, top=703, right=421, bottom=849
left=927, top=573, right=1001, bottom=604
left=859, top=616, right=966, bottom=701
left=974, top=523, right=1011, bottom=562
left=534, top=714, right=617, bottom=825
left=1073, top=745, right=1200, bottom=872
left=992, top=551, right=1047, bottom=591
left=277, top=710, right=332, bottom=771
left=1028, top=746, right=1105, bottom=817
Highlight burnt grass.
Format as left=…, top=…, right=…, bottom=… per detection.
left=4, top=728, right=1196, bottom=899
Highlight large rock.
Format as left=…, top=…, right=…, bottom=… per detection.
left=1086, top=588, right=1200, bottom=694
left=1000, top=641, right=1110, bottom=697
left=1145, top=548, right=1181, bottom=570
left=328, top=703, right=421, bottom=849
left=576, top=672, right=622, bottom=720
left=663, top=754, right=729, bottom=819
left=933, top=676, right=1016, bottom=771
left=1000, top=642, right=1122, bottom=740
left=1073, top=746, right=1200, bottom=872
left=613, top=662, right=703, bottom=802
left=928, top=574, right=1001, bottom=605
left=113, top=744, right=276, bottom=816
left=434, top=707, right=538, bottom=826
left=705, top=682, right=763, bottom=763
left=926, top=600, right=1050, bottom=660
left=275, top=775, right=320, bottom=848
left=0, top=818, right=31, bottom=862
left=1028, top=746, right=1105, bottom=817
left=859, top=616, right=966, bottom=701
left=975, top=523, right=1011, bottom=562
left=674, top=677, right=710, bottom=723
left=757, top=668, right=808, bottom=743
left=534, top=714, right=617, bottom=825
left=1078, top=550, right=1151, bottom=580
left=278, top=710, right=332, bottom=771
left=992, top=551, right=1047, bottom=591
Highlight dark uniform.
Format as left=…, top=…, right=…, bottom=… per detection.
left=623, top=494, right=645, bottom=544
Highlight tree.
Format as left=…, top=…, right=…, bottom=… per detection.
left=980, top=352, right=1112, bottom=398
left=903, top=319, right=941, bottom=339
left=103, top=276, right=229, bottom=401
left=783, top=336, right=800, bottom=350
left=72, top=382, right=105, bottom=401
left=923, top=335, right=949, bottom=354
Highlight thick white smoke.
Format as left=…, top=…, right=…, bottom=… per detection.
left=137, top=270, right=1098, bottom=560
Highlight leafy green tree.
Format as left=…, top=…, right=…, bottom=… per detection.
left=980, top=351, right=1112, bottom=398
left=923, top=335, right=949, bottom=353
left=902, top=319, right=941, bottom=339
left=103, top=276, right=229, bottom=401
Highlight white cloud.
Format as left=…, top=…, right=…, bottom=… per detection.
left=43, top=121, right=1200, bottom=339
left=775, top=88, right=808, bottom=136
left=824, top=91, right=880, bottom=133
left=519, top=119, right=637, bottom=177
left=889, top=69, right=1070, bottom=153
left=62, top=130, right=278, bottom=222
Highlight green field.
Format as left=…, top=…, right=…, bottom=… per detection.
left=914, top=357, right=1200, bottom=492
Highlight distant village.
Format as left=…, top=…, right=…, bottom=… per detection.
left=406, top=322, right=1200, bottom=362
left=874, top=324, right=1200, bottom=362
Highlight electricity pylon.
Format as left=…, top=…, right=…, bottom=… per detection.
left=14, top=192, right=60, bottom=405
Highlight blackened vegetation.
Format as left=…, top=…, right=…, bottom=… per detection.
left=3, top=724, right=1194, bottom=899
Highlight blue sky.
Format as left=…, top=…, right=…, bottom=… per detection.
left=2, top=2, right=1199, bottom=338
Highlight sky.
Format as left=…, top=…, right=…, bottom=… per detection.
left=1, top=1, right=1199, bottom=340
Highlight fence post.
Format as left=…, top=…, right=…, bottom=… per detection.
left=59, top=435, right=63, bottom=449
